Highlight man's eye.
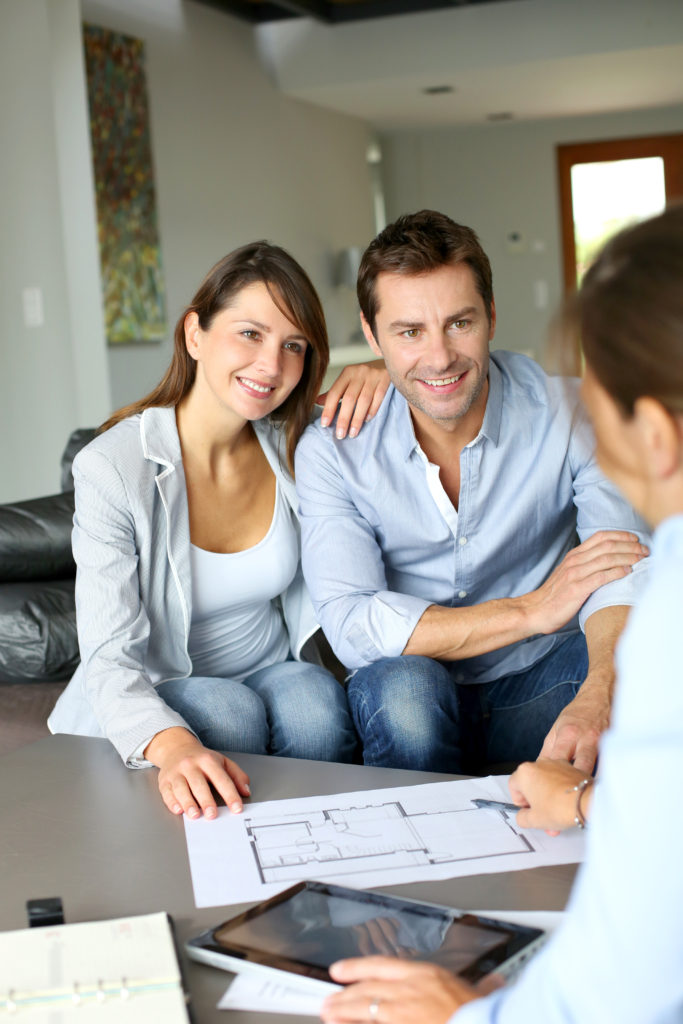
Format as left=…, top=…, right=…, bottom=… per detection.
left=450, top=319, right=470, bottom=330
left=403, top=329, right=420, bottom=339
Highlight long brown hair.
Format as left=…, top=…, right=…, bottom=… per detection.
left=100, top=241, right=329, bottom=471
left=568, top=205, right=683, bottom=416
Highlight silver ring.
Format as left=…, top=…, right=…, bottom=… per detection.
left=369, top=1000, right=381, bottom=1020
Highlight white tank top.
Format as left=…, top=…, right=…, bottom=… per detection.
left=187, top=482, right=298, bottom=681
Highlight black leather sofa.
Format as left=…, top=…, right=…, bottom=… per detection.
left=0, top=429, right=95, bottom=685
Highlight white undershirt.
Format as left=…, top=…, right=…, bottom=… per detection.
left=187, top=481, right=297, bottom=681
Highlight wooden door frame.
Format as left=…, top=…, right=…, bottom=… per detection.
left=557, top=133, right=683, bottom=291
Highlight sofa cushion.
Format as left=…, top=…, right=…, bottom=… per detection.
left=0, top=493, right=75, bottom=583
left=0, top=579, right=79, bottom=683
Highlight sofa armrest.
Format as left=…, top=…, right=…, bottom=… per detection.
left=0, top=493, right=75, bottom=583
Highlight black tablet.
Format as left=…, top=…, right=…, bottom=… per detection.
left=186, top=880, right=546, bottom=994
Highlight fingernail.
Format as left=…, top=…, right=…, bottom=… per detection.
left=205, top=806, right=217, bottom=819
left=188, top=807, right=199, bottom=819
left=336, top=429, right=345, bottom=439
left=321, top=416, right=330, bottom=427
left=172, top=804, right=183, bottom=815
left=349, top=427, right=358, bottom=438
left=244, top=784, right=251, bottom=796
left=230, top=801, right=243, bottom=814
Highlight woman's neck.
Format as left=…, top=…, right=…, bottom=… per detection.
left=175, top=386, right=253, bottom=474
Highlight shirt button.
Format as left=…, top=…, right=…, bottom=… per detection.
left=458, top=590, right=467, bottom=599
left=459, top=537, right=468, bottom=546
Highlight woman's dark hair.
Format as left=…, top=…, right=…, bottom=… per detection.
left=357, top=210, right=493, bottom=337
left=569, top=204, right=683, bottom=417
left=100, top=241, right=329, bottom=471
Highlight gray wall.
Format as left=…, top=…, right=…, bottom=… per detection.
left=381, top=104, right=683, bottom=362
left=82, top=0, right=375, bottom=413
left=0, top=0, right=374, bottom=503
left=0, top=0, right=109, bottom=504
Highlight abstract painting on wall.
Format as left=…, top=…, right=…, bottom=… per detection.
left=83, top=24, right=166, bottom=344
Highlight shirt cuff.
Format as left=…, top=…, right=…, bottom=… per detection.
left=578, top=555, right=649, bottom=631
left=343, top=591, right=431, bottom=667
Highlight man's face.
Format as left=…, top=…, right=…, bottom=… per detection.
left=362, top=262, right=495, bottom=432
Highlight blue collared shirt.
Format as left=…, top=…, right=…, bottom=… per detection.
left=295, top=351, right=649, bottom=677
left=454, top=514, right=683, bottom=1023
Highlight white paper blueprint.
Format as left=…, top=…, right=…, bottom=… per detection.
left=184, top=775, right=585, bottom=909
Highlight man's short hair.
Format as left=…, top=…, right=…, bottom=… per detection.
left=357, top=210, right=493, bottom=336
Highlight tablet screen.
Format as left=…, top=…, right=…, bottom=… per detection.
left=207, top=882, right=543, bottom=983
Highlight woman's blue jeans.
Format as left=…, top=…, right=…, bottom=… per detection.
left=157, top=660, right=357, bottom=763
left=347, top=632, right=589, bottom=773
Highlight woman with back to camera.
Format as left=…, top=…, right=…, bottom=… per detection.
left=49, top=241, right=388, bottom=821
left=321, top=207, right=683, bottom=1023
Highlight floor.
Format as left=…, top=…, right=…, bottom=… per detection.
left=0, top=682, right=65, bottom=756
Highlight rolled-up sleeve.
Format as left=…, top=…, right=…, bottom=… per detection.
left=295, top=426, right=429, bottom=670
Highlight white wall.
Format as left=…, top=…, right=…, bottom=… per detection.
left=381, top=104, right=683, bottom=361
left=81, top=0, right=375, bottom=411
left=0, top=0, right=109, bottom=503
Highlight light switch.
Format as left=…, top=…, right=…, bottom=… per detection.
left=22, top=287, right=44, bottom=328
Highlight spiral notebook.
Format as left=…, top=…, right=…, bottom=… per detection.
left=0, top=911, right=190, bottom=1021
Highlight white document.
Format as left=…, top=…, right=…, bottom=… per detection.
left=217, top=910, right=565, bottom=1015
left=184, top=775, right=585, bottom=909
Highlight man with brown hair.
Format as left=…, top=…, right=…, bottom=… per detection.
left=296, top=210, right=648, bottom=775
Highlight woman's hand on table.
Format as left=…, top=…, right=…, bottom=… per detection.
left=144, top=727, right=251, bottom=820
left=318, top=360, right=390, bottom=439
left=509, top=758, right=593, bottom=834
left=321, top=957, right=482, bottom=1024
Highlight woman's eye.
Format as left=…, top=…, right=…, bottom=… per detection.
left=284, top=341, right=305, bottom=354
left=241, top=329, right=259, bottom=340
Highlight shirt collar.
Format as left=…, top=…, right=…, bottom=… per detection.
left=395, top=354, right=503, bottom=461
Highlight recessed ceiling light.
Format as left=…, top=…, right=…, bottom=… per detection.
left=422, top=85, right=454, bottom=95
left=487, top=111, right=514, bottom=121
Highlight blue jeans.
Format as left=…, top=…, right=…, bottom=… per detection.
left=347, top=633, right=589, bottom=773
left=157, top=661, right=357, bottom=763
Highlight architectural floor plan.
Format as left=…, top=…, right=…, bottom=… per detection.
left=184, top=777, right=586, bottom=908
left=245, top=800, right=532, bottom=886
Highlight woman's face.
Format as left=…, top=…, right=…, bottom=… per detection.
left=581, top=364, right=649, bottom=517
left=186, top=281, right=309, bottom=423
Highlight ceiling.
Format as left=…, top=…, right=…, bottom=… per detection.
left=194, top=0, right=683, bottom=129
left=195, top=0, right=511, bottom=25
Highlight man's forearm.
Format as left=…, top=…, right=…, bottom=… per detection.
left=402, top=532, right=643, bottom=662
left=402, top=598, right=533, bottom=661
left=581, top=604, right=631, bottom=703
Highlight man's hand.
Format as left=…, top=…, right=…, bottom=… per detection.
left=538, top=680, right=609, bottom=774
left=510, top=758, right=593, bottom=833
left=318, top=360, right=389, bottom=439
left=322, top=957, right=481, bottom=1024
left=523, top=531, right=647, bottom=637
left=144, top=727, right=251, bottom=820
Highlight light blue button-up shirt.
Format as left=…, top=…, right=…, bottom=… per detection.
left=296, top=351, right=649, bottom=677
left=453, top=513, right=683, bottom=1023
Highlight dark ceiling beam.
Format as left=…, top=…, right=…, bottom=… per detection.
left=271, top=0, right=333, bottom=23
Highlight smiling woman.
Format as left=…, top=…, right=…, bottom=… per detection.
left=48, top=242, right=390, bottom=819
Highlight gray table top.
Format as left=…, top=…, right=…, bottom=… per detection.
left=0, top=736, right=577, bottom=1022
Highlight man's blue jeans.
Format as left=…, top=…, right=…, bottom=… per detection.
left=347, top=632, right=589, bottom=773
left=157, top=660, right=357, bottom=763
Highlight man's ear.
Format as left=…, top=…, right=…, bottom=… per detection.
left=634, top=396, right=681, bottom=480
left=184, top=311, right=201, bottom=360
left=360, top=312, right=382, bottom=359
